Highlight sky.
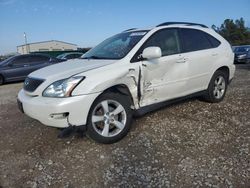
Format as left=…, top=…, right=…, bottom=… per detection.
left=0, top=0, right=249, bottom=55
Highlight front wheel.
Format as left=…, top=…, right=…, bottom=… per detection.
left=203, top=70, right=228, bottom=103
left=86, top=92, right=133, bottom=144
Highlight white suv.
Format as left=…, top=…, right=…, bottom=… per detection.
left=17, top=22, right=235, bottom=144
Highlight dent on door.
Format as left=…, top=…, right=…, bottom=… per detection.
left=139, top=54, right=189, bottom=107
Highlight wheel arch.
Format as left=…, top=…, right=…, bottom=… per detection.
left=215, top=66, right=230, bottom=82
left=96, top=84, right=135, bottom=109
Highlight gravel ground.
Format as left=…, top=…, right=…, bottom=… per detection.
left=0, top=64, right=249, bottom=188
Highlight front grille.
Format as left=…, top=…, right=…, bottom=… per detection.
left=23, top=77, right=45, bottom=92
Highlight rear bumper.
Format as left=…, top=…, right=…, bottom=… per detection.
left=229, top=64, right=235, bottom=81
left=17, top=89, right=100, bottom=128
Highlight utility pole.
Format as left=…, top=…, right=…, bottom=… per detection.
left=23, top=32, right=29, bottom=54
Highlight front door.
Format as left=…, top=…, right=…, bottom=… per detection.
left=6, top=56, right=33, bottom=81
left=135, top=28, right=189, bottom=107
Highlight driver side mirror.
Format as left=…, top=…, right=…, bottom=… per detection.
left=142, top=46, right=162, bottom=60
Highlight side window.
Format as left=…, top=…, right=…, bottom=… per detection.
left=74, top=54, right=82, bottom=58
left=38, top=55, right=50, bottom=62
left=66, top=54, right=75, bottom=59
left=205, top=34, right=221, bottom=48
left=29, top=55, right=49, bottom=64
left=11, top=56, right=29, bottom=65
left=131, top=29, right=180, bottom=62
left=143, top=29, right=180, bottom=57
left=180, top=29, right=213, bottom=52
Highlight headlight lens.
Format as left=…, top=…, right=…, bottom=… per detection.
left=238, top=54, right=247, bottom=58
left=43, top=76, right=85, bottom=98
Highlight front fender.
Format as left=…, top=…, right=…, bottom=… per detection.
left=71, top=63, right=140, bottom=108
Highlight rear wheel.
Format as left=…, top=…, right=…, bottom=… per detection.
left=203, top=70, right=228, bottom=103
left=0, top=75, right=4, bottom=85
left=86, top=92, right=133, bottom=144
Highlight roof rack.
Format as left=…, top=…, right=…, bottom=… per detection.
left=157, top=22, right=208, bottom=28
left=122, top=28, right=137, bottom=32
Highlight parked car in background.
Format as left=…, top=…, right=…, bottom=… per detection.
left=57, top=52, right=84, bottom=61
left=18, top=22, right=235, bottom=144
left=233, top=45, right=250, bottom=64
left=0, top=54, right=62, bottom=85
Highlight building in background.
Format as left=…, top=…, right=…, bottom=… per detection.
left=17, top=40, right=78, bottom=54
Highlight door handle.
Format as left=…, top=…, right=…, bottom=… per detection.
left=212, top=53, right=218, bottom=56
left=176, top=59, right=186, bottom=63
left=23, top=64, right=30, bottom=67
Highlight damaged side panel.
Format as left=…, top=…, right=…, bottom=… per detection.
left=72, top=63, right=143, bottom=109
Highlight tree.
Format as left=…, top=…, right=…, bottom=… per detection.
left=212, top=18, right=250, bottom=45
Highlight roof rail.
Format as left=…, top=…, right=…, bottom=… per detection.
left=122, top=28, right=137, bottom=32
left=157, top=22, right=208, bottom=28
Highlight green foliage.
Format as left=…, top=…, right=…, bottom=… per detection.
left=212, top=18, right=250, bottom=45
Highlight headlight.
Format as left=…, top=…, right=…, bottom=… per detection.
left=43, top=76, right=85, bottom=98
left=238, top=54, right=247, bottom=58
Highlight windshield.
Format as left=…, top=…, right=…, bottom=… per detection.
left=82, top=30, right=148, bottom=60
left=0, top=56, right=15, bottom=66
left=235, top=46, right=250, bottom=53
left=57, top=54, right=65, bottom=59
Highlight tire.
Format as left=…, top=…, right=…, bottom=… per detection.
left=203, top=70, right=228, bottom=103
left=86, top=92, right=133, bottom=144
left=0, top=75, right=4, bottom=85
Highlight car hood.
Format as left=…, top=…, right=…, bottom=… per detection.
left=29, top=59, right=117, bottom=80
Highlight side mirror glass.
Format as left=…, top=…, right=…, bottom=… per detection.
left=142, top=46, right=162, bottom=60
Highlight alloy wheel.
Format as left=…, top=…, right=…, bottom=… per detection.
left=91, top=100, right=127, bottom=137
left=213, top=76, right=226, bottom=99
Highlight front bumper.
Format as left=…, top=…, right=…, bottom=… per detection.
left=17, top=89, right=100, bottom=128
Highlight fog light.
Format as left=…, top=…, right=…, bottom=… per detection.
left=50, top=112, right=69, bottom=119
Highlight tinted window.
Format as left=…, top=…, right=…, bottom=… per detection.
left=66, top=54, right=76, bottom=59
left=132, top=29, right=180, bottom=62
left=143, top=29, right=180, bottom=56
left=11, top=56, right=29, bottom=65
left=29, top=55, right=50, bottom=63
left=74, top=54, right=82, bottom=58
left=205, top=34, right=221, bottom=48
left=181, top=29, right=212, bottom=52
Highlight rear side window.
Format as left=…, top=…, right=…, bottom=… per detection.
left=180, top=29, right=213, bottom=52
left=29, top=55, right=50, bottom=63
left=205, top=33, right=221, bottom=48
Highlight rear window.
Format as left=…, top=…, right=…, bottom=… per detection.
left=180, top=29, right=213, bottom=53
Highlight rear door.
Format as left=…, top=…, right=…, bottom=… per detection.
left=179, top=28, right=218, bottom=93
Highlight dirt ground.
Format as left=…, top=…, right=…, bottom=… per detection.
left=0, top=64, right=249, bottom=188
